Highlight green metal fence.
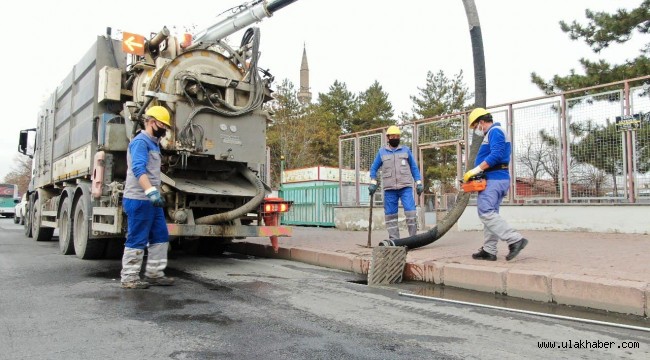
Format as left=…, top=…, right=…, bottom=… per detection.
left=279, top=182, right=339, bottom=226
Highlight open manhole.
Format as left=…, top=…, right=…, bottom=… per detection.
left=347, top=279, right=368, bottom=285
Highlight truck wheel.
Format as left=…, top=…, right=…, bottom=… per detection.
left=73, top=197, right=105, bottom=259
left=32, top=197, right=54, bottom=242
left=24, top=199, right=32, bottom=238
left=58, top=198, right=75, bottom=255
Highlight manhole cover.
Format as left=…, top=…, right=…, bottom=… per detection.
left=368, top=246, right=407, bottom=286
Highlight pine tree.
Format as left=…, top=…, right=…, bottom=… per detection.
left=410, top=70, right=472, bottom=118
left=351, top=81, right=395, bottom=133
left=409, top=70, right=472, bottom=196
left=317, top=80, right=357, bottom=134
left=531, top=1, right=650, bottom=94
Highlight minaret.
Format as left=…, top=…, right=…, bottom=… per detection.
left=297, top=43, right=312, bottom=105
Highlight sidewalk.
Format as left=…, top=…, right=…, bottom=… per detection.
left=230, top=227, right=650, bottom=317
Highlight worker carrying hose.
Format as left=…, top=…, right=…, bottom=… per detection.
left=369, top=126, right=424, bottom=240
left=464, top=108, right=528, bottom=261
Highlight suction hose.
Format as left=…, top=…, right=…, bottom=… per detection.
left=379, top=0, right=486, bottom=249
left=379, top=133, right=482, bottom=249
left=194, top=167, right=265, bottom=225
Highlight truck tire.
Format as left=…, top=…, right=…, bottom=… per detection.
left=32, top=196, right=54, bottom=242
left=72, top=197, right=105, bottom=259
left=24, top=198, right=32, bottom=238
left=58, top=198, right=75, bottom=255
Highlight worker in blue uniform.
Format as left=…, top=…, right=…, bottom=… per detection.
left=464, top=108, right=528, bottom=261
left=369, top=126, right=424, bottom=240
left=120, top=106, right=175, bottom=289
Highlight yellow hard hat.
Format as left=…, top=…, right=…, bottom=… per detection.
left=468, top=107, right=489, bottom=129
left=145, top=106, right=171, bottom=127
left=386, top=125, right=401, bottom=135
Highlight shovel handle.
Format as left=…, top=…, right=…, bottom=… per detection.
left=367, top=196, right=373, bottom=248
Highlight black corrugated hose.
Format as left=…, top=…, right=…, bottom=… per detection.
left=379, top=0, right=486, bottom=249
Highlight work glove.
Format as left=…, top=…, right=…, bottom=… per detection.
left=368, top=179, right=378, bottom=195
left=463, top=166, right=484, bottom=183
left=416, top=181, right=424, bottom=195
left=145, top=187, right=166, bottom=207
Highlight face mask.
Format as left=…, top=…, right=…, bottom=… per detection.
left=153, top=127, right=167, bottom=138
left=388, top=138, right=400, bottom=147
left=473, top=127, right=484, bottom=137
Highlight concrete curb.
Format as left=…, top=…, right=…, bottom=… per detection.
left=230, top=242, right=649, bottom=317
left=550, top=274, right=647, bottom=316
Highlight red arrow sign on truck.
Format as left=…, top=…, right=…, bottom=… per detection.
left=122, top=32, right=145, bottom=55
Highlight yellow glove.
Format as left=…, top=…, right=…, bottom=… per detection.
left=463, top=166, right=483, bottom=183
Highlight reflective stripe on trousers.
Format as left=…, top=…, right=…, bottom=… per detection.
left=477, top=179, right=523, bottom=255
left=385, top=213, right=400, bottom=240
left=405, top=210, right=417, bottom=237
left=145, top=242, right=168, bottom=279
left=121, top=247, right=145, bottom=283
left=384, top=211, right=418, bottom=240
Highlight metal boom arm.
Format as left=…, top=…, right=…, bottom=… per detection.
left=193, top=0, right=299, bottom=44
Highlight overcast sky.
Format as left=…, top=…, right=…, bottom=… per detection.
left=0, top=0, right=645, bottom=181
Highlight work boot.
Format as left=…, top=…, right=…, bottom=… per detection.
left=121, top=279, right=150, bottom=289
left=506, top=238, right=528, bottom=261
left=145, top=276, right=176, bottom=286
left=472, top=248, right=497, bottom=261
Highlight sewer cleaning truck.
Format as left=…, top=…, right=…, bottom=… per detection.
left=17, top=0, right=298, bottom=259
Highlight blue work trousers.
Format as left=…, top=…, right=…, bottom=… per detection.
left=124, top=198, right=169, bottom=249
left=383, top=187, right=416, bottom=215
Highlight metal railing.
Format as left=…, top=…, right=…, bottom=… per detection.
left=339, top=75, right=650, bottom=208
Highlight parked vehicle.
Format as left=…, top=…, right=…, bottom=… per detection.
left=0, top=184, right=18, bottom=218
left=14, top=193, right=28, bottom=225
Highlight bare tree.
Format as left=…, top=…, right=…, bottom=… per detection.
left=517, top=139, right=547, bottom=186
left=571, top=164, right=609, bottom=197
left=2, top=154, right=32, bottom=195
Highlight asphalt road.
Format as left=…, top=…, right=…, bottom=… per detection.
left=0, top=217, right=648, bottom=360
